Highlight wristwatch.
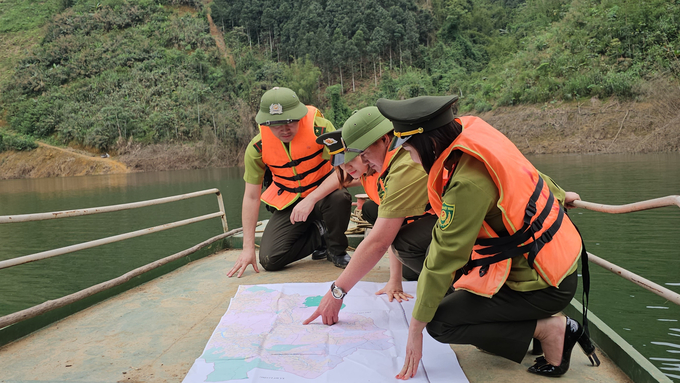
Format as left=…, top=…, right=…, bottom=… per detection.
left=330, top=282, right=347, bottom=299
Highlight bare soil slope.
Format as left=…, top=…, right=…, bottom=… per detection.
left=1, top=85, right=678, bottom=179
left=0, top=142, right=128, bottom=180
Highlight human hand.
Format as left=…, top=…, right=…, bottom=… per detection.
left=396, top=323, right=424, bottom=380
left=290, top=198, right=315, bottom=224
left=564, top=191, right=581, bottom=210
left=226, top=248, right=259, bottom=278
left=302, top=290, right=344, bottom=325
left=375, top=280, right=413, bottom=303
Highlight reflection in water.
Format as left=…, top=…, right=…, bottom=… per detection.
left=0, top=172, right=131, bottom=196
left=0, top=154, right=679, bottom=379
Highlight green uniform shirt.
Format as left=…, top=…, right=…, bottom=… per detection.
left=377, top=149, right=430, bottom=219
left=412, top=154, right=573, bottom=323
left=243, top=114, right=335, bottom=185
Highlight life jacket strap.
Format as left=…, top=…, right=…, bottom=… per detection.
left=269, top=148, right=325, bottom=168
left=476, top=177, right=545, bottom=248
left=274, top=160, right=330, bottom=182
left=463, top=206, right=564, bottom=272
left=272, top=169, right=334, bottom=195
left=461, top=176, right=565, bottom=274
left=475, top=191, right=555, bottom=253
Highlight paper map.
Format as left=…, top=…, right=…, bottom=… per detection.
left=183, top=281, right=467, bottom=382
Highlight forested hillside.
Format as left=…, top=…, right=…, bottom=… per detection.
left=0, top=0, right=678, bottom=158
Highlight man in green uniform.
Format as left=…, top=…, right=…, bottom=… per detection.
left=227, top=87, right=352, bottom=278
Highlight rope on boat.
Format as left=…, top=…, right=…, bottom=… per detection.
left=345, top=208, right=372, bottom=235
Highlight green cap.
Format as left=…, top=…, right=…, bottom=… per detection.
left=255, top=87, right=309, bottom=126
left=315, top=130, right=345, bottom=167
left=376, top=95, right=459, bottom=149
left=341, top=106, right=394, bottom=163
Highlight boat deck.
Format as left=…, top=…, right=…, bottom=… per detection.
left=0, top=248, right=631, bottom=382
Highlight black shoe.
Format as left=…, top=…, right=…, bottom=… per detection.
left=527, top=317, right=601, bottom=377
left=311, top=248, right=329, bottom=260
left=311, top=220, right=330, bottom=260
left=328, top=252, right=351, bottom=268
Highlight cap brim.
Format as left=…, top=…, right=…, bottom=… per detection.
left=255, top=102, right=308, bottom=125
left=331, top=153, right=345, bottom=167
left=344, top=151, right=359, bottom=164
left=389, top=135, right=411, bottom=151
left=342, top=118, right=394, bottom=164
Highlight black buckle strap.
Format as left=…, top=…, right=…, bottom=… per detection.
left=269, top=148, right=325, bottom=168
left=567, top=219, right=592, bottom=340
left=475, top=182, right=554, bottom=254
left=462, top=177, right=565, bottom=273
left=476, top=177, right=545, bottom=248
left=273, top=169, right=334, bottom=195
left=274, top=159, right=329, bottom=182
left=470, top=206, right=563, bottom=269
left=526, top=206, right=563, bottom=268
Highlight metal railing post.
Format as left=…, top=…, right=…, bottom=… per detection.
left=215, top=190, right=228, bottom=233
left=588, top=252, right=680, bottom=306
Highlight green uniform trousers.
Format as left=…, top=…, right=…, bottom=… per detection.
left=361, top=200, right=436, bottom=281
left=259, top=188, right=351, bottom=271
left=426, top=271, right=578, bottom=363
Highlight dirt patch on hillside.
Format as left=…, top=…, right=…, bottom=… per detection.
left=1, top=84, right=678, bottom=179
left=116, top=139, right=243, bottom=172
left=481, top=81, right=680, bottom=154
left=120, top=88, right=679, bottom=173
left=0, top=142, right=128, bottom=180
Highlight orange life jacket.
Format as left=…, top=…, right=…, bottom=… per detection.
left=361, top=148, right=398, bottom=204
left=428, top=116, right=582, bottom=297
left=260, top=106, right=333, bottom=210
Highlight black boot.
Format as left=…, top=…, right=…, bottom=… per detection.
left=328, top=252, right=351, bottom=268
left=311, top=220, right=329, bottom=260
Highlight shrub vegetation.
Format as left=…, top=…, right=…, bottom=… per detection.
left=0, top=0, right=678, bottom=152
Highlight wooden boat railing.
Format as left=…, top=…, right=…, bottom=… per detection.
left=1, top=191, right=677, bottom=342
left=570, top=195, right=680, bottom=307
left=0, top=189, right=241, bottom=330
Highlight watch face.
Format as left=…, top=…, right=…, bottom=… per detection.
left=331, top=283, right=345, bottom=299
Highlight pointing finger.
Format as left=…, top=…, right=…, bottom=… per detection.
left=303, top=311, right=320, bottom=325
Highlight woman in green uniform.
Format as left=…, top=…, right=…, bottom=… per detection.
left=377, top=95, right=599, bottom=379
left=304, top=106, right=436, bottom=324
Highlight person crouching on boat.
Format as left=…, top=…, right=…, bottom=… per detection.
left=376, top=95, right=599, bottom=379
left=303, top=106, right=436, bottom=316
left=316, top=127, right=428, bottom=300
left=227, top=87, right=352, bottom=278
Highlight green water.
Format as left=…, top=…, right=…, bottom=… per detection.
left=0, top=153, right=678, bottom=379
left=529, top=153, right=680, bottom=381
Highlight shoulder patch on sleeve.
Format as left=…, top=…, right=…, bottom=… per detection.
left=314, top=125, right=326, bottom=137
left=253, top=139, right=263, bottom=153
left=439, top=202, right=455, bottom=230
